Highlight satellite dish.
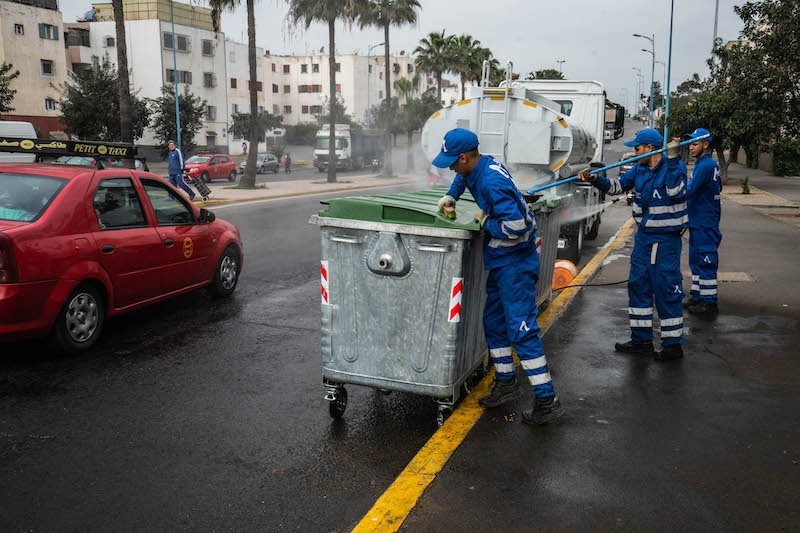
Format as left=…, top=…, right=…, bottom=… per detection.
left=399, top=50, right=405, bottom=55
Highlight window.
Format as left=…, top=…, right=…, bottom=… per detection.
left=271, top=63, right=276, bottom=72
left=248, top=80, right=263, bottom=91
left=44, top=98, right=57, bottom=111
left=335, top=84, right=341, bottom=93
left=166, top=69, right=192, bottom=84
left=163, top=32, right=190, bottom=52
left=176, top=35, right=190, bottom=52
left=407, top=64, right=414, bottom=74
left=283, top=105, right=292, bottom=114
left=283, top=85, right=290, bottom=93
left=283, top=64, right=290, bottom=74
left=93, top=179, right=147, bottom=230
left=312, top=63, right=319, bottom=73
left=379, top=72, right=383, bottom=80
left=40, top=59, right=55, bottom=76
left=310, top=105, right=322, bottom=114
left=201, top=39, right=214, bottom=56
left=203, top=73, right=216, bottom=87
left=142, top=180, right=194, bottom=226
left=272, top=84, right=278, bottom=93
left=301, top=64, right=308, bottom=73
left=229, top=51, right=236, bottom=62
left=554, top=100, right=574, bottom=116
left=206, top=105, right=217, bottom=120
left=105, top=36, right=115, bottom=47
left=38, top=23, right=59, bottom=41
left=259, top=106, right=264, bottom=113
left=335, top=62, right=341, bottom=72
left=378, top=90, right=383, bottom=99
left=272, top=105, right=279, bottom=114
left=302, top=105, right=309, bottom=114
left=163, top=32, right=173, bottom=49
left=14, top=24, right=24, bottom=36
left=231, top=78, right=237, bottom=89
left=368, top=65, right=372, bottom=73
left=232, top=103, right=238, bottom=114
left=393, top=63, right=400, bottom=74
left=312, top=84, right=322, bottom=92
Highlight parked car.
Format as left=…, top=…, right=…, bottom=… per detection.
left=184, top=153, right=237, bottom=183
left=53, top=155, right=150, bottom=172
left=239, top=153, right=280, bottom=174
left=0, top=156, right=244, bottom=354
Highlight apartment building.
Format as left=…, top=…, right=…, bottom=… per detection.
left=0, top=0, right=68, bottom=135
left=225, top=38, right=269, bottom=153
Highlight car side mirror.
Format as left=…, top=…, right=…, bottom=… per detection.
left=198, top=208, right=216, bottom=224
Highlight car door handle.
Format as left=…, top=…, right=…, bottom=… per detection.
left=101, top=244, right=115, bottom=253
left=164, top=238, right=174, bottom=246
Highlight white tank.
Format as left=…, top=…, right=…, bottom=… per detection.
left=420, top=86, right=598, bottom=192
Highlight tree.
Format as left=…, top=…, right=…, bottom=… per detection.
left=525, top=68, right=564, bottom=80
left=450, top=35, right=487, bottom=100
left=288, top=0, right=358, bottom=183
left=111, top=0, right=133, bottom=143
left=0, top=62, right=20, bottom=113
left=316, top=94, right=356, bottom=126
left=229, top=110, right=283, bottom=143
left=149, top=85, right=206, bottom=156
left=211, top=0, right=260, bottom=187
left=393, top=72, right=420, bottom=103
left=489, top=64, right=518, bottom=86
left=358, top=0, right=420, bottom=177
left=57, top=55, right=149, bottom=141
left=414, top=31, right=453, bottom=105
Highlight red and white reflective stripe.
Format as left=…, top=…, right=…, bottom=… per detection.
left=535, top=236, right=543, bottom=255
left=448, top=277, right=463, bottom=323
left=320, top=260, right=330, bottom=304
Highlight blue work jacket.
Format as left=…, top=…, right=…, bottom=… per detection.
left=686, top=154, right=721, bottom=229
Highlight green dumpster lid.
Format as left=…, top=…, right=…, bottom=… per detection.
left=318, top=187, right=481, bottom=229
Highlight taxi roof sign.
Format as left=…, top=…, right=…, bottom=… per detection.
left=0, top=137, right=138, bottom=159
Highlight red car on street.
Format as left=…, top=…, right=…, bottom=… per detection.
left=0, top=146, right=244, bottom=354
left=183, top=153, right=237, bottom=183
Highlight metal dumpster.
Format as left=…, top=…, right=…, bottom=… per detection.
left=312, top=188, right=561, bottom=426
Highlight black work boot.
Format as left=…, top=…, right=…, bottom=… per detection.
left=689, top=301, right=718, bottom=317
left=522, top=396, right=565, bottom=425
left=683, top=299, right=700, bottom=310
left=614, top=340, right=655, bottom=356
left=654, top=344, right=684, bottom=361
left=478, top=376, right=522, bottom=408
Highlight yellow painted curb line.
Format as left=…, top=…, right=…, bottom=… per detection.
left=353, top=217, right=637, bottom=533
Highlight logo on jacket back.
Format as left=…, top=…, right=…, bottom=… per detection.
left=652, top=189, right=662, bottom=199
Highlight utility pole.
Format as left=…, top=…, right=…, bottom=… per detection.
left=713, top=0, right=720, bottom=53
left=556, top=59, right=565, bottom=74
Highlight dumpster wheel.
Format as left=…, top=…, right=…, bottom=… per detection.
left=436, top=405, right=452, bottom=427
left=328, top=386, right=348, bottom=419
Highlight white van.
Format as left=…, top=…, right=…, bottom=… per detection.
left=0, top=121, right=37, bottom=163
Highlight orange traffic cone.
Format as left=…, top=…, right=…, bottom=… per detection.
left=552, top=260, right=578, bottom=290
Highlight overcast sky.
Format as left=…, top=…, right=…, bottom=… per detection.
left=63, top=0, right=745, bottom=111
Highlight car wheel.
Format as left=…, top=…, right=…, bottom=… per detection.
left=209, top=244, right=241, bottom=298
left=259, top=165, right=266, bottom=174
left=201, top=172, right=210, bottom=183
left=50, top=283, right=105, bottom=355
left=228, top=171, right=236, bottom=182
left=586, top=213, right=601, bottom=240
left=273, top=165, right=279, bottom=174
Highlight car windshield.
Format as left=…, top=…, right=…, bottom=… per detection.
left=0, top=173, right=66, bottom=222
left=54, top=155, right=95, bottom=166
left=186, top=156, right=210, bottom=164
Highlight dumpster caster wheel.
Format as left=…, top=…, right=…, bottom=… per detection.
left=202, top=196, right=209, bottom=201
left=462, top=376, right=475, bottom=395
left=329, top=387, right=348, bottom=419
left=436, top=405, right=452, bottom=427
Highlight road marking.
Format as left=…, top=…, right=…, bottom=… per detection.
left=353, top=218, right=637, bottom=532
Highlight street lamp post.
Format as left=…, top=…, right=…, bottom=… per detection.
left=366, top=42, right=385, bottom=124
left=556, top=59, right=566, bottom=74
left=633, top=33, right=655, bottom=128
left=664, top=0, right=675, bottom=143
left=655, top=60, right=667, bottom=118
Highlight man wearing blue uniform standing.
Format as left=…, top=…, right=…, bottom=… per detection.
left=167, top=139, right=195, bottom=201
left=682, top=128, right=722, bottom=316
left=579, top=128, right=687, bottom=361
left=434, top=128, right=564, bottom=425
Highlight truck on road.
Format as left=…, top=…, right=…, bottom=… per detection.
left=604, top=100, right=626, bottom=143
left=314, top=124, right=382, bottom=172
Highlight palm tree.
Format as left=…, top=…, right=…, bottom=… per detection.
left=450, top=34, right=485, bottom=100
left=414, top=31, right=452, bottom=105
left=210, top=0, right=260, bottom=188
left=111, top=0, right=132, bottom=143
left=393, top=72, right=420, bottom=103
left=358, top=0, right=420, bottom=176
left=288, top=0, right=357, bottom=183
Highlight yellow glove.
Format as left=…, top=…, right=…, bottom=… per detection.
left=438, top=195, right=456, bottom=219
left=474, top=209, right=488, bottom=227
left=666, top=140, right=681, bottom=159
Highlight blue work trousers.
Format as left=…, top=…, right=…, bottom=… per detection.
left=483, top=254, right=555, bottom=399
left=628, top=232, right=684, bottom=347
left=169, top=173, right=195, bottom=199
left=689, top=227, right=722, bottom=304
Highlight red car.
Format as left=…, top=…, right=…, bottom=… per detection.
left=0, top=158, right=244, bottom=354
left=183, top=153, right=237, bottom=183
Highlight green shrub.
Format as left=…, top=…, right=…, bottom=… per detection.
left=284, top=123, right=318, bottom=145
left=771, top=136, right=800, bottom=176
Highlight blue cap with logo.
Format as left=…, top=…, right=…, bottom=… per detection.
left=623, top=128, right=664, bottom=148
left=683, top=127, right=713, bottom=143
left=432, top=128, right=479, bottom=168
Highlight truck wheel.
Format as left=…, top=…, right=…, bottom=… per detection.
left=557, top=221, right=583, bottom=264
left=586, top=214, right=601, bottom=240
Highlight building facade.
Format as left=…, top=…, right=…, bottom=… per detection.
left=0, top=0, right=68, bottom=135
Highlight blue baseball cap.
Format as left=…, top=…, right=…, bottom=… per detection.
left=432, top=128, right=479, bottom=168
left=683, top=127, right=713, bottom=143
left=623, top=128, right=664, bottom=148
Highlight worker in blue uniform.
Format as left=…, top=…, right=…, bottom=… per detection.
left=434, top=128, right=564, bottom=425
left=167, top=139, right=195, bottom=201
left=579, top=128, right=687, bottom=361
left=682, top=128, right=722, bottom=316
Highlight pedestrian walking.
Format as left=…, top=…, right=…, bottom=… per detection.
left=579, top=128, right=687, bottom=361
left=434, top=128, right=564, bottom=425
left=683, top=128, right=722, bottom=316
left=242, top=141, right=248, bottom=155
left=166, top=140, right=195, bottom=201
left=284, top=152, right=292, bottom=173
